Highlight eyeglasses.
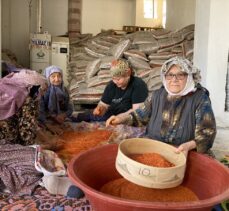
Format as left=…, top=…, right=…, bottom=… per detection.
left=165, top=73, right=188, bottom=80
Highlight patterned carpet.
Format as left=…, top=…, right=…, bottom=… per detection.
left=0, top=122, right=145, bottom=211
left=0, top=159, right=228, bottom=211
left=0, top=186, right=92, bottom=211
left=0, top=123, right=228, bottom=211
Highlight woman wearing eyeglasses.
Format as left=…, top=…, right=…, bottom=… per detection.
left=106, top=56, right=216, bottom=156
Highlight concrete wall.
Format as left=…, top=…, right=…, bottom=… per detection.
left=1, top=0, right=135, bottom=67
left=166, top=0, right=196, bottom=30
left=193, top=0, right=210, bottom=86
left=194, top=0, right=229, bottom=127
left=81, top=0, right=135, bottom=35
left=2, top=0, right=31, bottom=67
left=42, top=0, right=68, bottom=36
left=1, top=0, right=68, bottom=68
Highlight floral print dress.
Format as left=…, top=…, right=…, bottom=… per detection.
left=0, top=97, right=39, bottom=146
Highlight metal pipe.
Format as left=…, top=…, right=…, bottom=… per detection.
left=37, top=0, right=42, bottom=33
left=225, top=50, right=229, bottom=111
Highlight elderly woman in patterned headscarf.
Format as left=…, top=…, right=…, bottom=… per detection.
left=106, top=57, right=216, bottom=156
left=0, top=69, right=48, bottom=146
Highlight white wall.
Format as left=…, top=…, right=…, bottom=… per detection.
left=26, top=0, right=68, bottom=36
left=166, top=0, right=196, bottom=30
left=41, top=0, right=68, bottom=36
left=194, top=0, right=229, bottom=127
left=1, top=0, right=68, bottom=68
left=81, top=0, right=135, bottom=35
left=2, top=0, right=135, bottom=67
left=2, top=0, right=30, bottom=67
left=193, top=0, right=210, bottom=86
left=2, top=0, right=10, bottom=51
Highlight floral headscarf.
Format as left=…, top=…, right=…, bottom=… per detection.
left=110, top=59, right=130, bottom=77
left=161, top=56, right=201, bottom=96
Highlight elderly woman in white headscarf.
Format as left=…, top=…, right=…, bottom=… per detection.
left=39, top=65, right=73, bottom=125
left=106, top=57, right=216, bottom=156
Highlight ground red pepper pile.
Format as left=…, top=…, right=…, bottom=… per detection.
left=101, top=178, right=199, bottom=202
left=129, top=152, right=175, bottom=167
left=56, top=129, right=112, bottom=163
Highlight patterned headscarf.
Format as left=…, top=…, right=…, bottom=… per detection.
left=0, top=69, right=47, bottom=120
left=161, top=56, right=201, bottom=96
left=110, top=59, right=130, bottom=77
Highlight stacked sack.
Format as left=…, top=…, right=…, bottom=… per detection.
left=67, top=25, right=195, bottom=104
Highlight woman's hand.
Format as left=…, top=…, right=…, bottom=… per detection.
left=175, top=140, right=197, bottom=157
left=54, top=113, right=67, bottom=124
left=106, top=115, right=122, bottom=127
left=50, top=114, right=65, bottom=124
left=93, top=104, right=107, bottom=116
left=35, top=129, right=65, bottom=150
left=45, top=123, right=64, bottom=135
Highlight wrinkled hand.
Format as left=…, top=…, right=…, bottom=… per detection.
left=93, top=105, right=106, bottom=116
left=93, top=106, right=100, bottom=116
left=45, top=123, right=64, bottom=135
left=175, top=144, right=189, bottom=157
left=175, top=140, right=197, bottom=157
left=36, top=130, right=65, bottom=151
left=106, top=115, right=122, bottom=127
left=62, top=122, right=74, bottom=131
left=53, top=113, right=67, bottom=124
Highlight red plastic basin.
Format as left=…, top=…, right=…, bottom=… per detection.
left=68, top=144, right=229, bottom=211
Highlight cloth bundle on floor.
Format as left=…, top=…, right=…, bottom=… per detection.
left=34, top=145, right=66, bottom=176
left=0, top=144, right=43, bottom=195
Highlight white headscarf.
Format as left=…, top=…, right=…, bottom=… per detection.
left=44, top=65, right=63, bottom=83
left=161, top=57, right=201, bottom=96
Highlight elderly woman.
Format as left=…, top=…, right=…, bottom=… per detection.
left=39, top=65, right=74, bottom=125
left=106, top=57, right=216, bottom=156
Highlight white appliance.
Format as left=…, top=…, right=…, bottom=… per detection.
left=30, top=32, right=51, bottom=74
left=51, top=36, right=70, bottom=85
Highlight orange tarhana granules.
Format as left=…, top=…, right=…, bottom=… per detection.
left=129, top=153, right=175, bottom=167
left=56, top=130, right=112, bottom=163
left=101, top=178, right=199, bottom=202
